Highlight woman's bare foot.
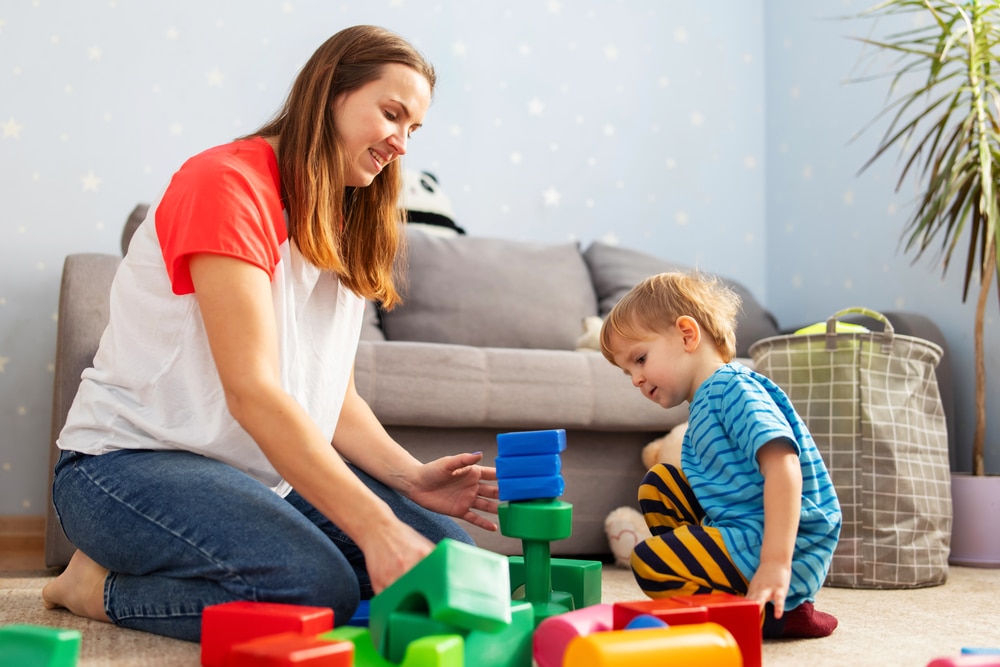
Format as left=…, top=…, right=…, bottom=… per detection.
left=42, top=550, right=111, bottom=623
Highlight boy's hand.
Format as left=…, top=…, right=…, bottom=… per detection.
left=746, top=560, right=793, bottom=617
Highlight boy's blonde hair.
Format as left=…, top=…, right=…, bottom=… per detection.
left=599, top=271, right=742, bottom=365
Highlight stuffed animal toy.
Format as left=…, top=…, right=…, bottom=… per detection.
left=398, top=169, right=467, bottom=236
left=575, top=316, right=603, bottom=351
left=604, top=421, right=688, bottom=568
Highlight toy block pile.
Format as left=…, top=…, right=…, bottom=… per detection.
left=495, top=429, right=602, bottom=626
left=9, top=430, right=762, bottom=667
left=927, top=648, right=1000, bottom=667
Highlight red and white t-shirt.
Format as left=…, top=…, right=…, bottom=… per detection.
left=59, top=138, right=365, bottom=496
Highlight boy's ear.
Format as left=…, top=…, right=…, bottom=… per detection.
left=676, top=315, right=701, bottom=351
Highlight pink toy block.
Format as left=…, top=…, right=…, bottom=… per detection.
left=563, top=622, right=741, bottom=666
left=673, top=593, right=761, bottom=667
left=928, top=658, right=1000, bottom=667
left=200, top=601, right=334, bottom=667
left=226, top=631, right=353, bottom=666
left=532, top=603, right=614, bottom=667
left=612, top=597, right=709, bottom=629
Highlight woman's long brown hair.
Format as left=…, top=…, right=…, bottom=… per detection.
left=248, top=25, right=435, bottom=308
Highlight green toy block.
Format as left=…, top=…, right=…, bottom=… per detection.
left=320, top=626, right=463, bottom=667
left=498, top=500, right=573, bottom=542
left=0, top=624, right=81, bottom=666
left=384, top=601, right=534, bottom=667
left=370, top=539, right=511, bottom=656
left=509, top=557, right=603, bottom=610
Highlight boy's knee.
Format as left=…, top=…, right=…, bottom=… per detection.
left=641, top=463, right=681, bottom=486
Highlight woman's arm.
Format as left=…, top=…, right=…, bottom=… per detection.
left=333, top=374, right=500, bottom=531
left=189, top=253, right=435, bottom=591
left=746, top=439, right=802, bottom=617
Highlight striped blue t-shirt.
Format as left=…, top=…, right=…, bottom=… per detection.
left=682, top=362, right=842, bottom=608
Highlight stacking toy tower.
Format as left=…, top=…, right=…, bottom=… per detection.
left=495, top=429, right=602, bottom=626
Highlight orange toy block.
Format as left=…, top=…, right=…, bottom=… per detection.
left=672, top=593, right=761, bottom=667
left=612, top=597, right=709, bottom=629
left=563, top=622, right=742, bottom=666
left=226, top=631, right=353, bottom=666
left=200, top=601, right=334, bottom=667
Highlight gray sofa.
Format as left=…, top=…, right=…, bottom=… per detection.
left=44, top=206, right=956, bottom=568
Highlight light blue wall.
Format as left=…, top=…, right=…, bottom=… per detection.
left=0, top=1, right=995, bottom=516
left=763, top=0, right=998, bottom=474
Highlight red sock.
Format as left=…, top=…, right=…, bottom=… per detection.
left=762, top=601, right=838, bottom=639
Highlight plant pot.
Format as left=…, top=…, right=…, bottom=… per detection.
left=949, top=473, right=1000, bottom=568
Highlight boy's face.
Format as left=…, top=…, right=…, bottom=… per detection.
left=608, top=326, right=695, bottom=409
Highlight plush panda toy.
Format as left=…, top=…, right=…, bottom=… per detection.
left=398, top=169, right=466, bottom=236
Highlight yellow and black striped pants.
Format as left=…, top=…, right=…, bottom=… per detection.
left=632, top=463, right=749, bottom=599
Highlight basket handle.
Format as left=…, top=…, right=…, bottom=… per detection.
left=825, top=307, right=894, bottom=352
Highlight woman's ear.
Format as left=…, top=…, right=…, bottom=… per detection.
left=675, top=315, right=701, bottom=351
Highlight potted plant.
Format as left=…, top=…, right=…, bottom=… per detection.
left=852, top=0, right=1000, bottom=566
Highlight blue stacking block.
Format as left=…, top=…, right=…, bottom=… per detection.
left=497, top=429, right=566, bottom=457
left=496, top=453, right=562, bottom=479
left=498, top=474, right=565, bottom=501
left=348, top=599, right=370, bottom=627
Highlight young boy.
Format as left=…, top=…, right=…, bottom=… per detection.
left=600, top=271, right=842, bottom=639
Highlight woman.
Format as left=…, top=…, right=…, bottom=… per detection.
left=42, top=25, right=499, bottom=642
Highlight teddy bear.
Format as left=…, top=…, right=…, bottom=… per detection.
left=604, top=421, right=688, bottom=568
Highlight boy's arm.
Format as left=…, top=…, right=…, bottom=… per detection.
left=746, top=439, right=802, bottom=617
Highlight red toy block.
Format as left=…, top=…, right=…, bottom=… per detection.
left=200, top=601, right=334, bottom=667
left=928, top=658, right=1000, bottom=667
left=226, top=631, right=353, bottom=666
left=563, top=622, right=741, bottom=666
left=533, top=603, right=614, bottom=667
left=672, top=593, right=761, bottom=667
left=612, top=597, right=709, bottom=630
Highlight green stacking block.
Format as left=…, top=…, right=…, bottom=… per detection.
left=385, top=601, right=533, bottom=667
left=498, top=500, right=573, bottom=542
left=0, top=624, right=81, bottom=667
left=370, top=539, right=511, bottom=656
left=509, top=557, right=603, bottom=610
left=320, top=626, right=464, bottom=667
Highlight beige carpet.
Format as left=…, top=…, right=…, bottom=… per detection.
left=3, top=565, right=999, bottom=666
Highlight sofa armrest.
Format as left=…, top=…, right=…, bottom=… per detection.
left=45, top=253, right=121, bottom=569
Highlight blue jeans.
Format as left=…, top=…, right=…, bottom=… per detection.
left=51, top=448, right=473, bottom=642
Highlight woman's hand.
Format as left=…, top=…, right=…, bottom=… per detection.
left=407, top=453, right=500, bottom=532
left=358, top=520, right=437, bottom=594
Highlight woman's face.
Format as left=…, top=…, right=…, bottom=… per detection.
left=333, top=63, right=432, bottom=187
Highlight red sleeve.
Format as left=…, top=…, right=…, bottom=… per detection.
left=155, top=140, right=286, bottom=295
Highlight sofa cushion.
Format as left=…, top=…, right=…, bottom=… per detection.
left=354, top=340, right=687, bottom=431
left=582, top=241, right=780, bottom=357
left=380, top=230, right=599, bottom=350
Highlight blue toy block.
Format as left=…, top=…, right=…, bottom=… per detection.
left=496, top=454, right=562, bottom=479
left=0, top=624, right=81, bottom=667
left=496, top=430, right=566, bottom=457
left=498, top=475, right=564, bottom=501
left=624, top=614, right=669, bottom=630
left=349, top=600, right=371, bottom=627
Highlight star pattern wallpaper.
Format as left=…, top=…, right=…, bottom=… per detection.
left=1, top=0, right=997, bottom=516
